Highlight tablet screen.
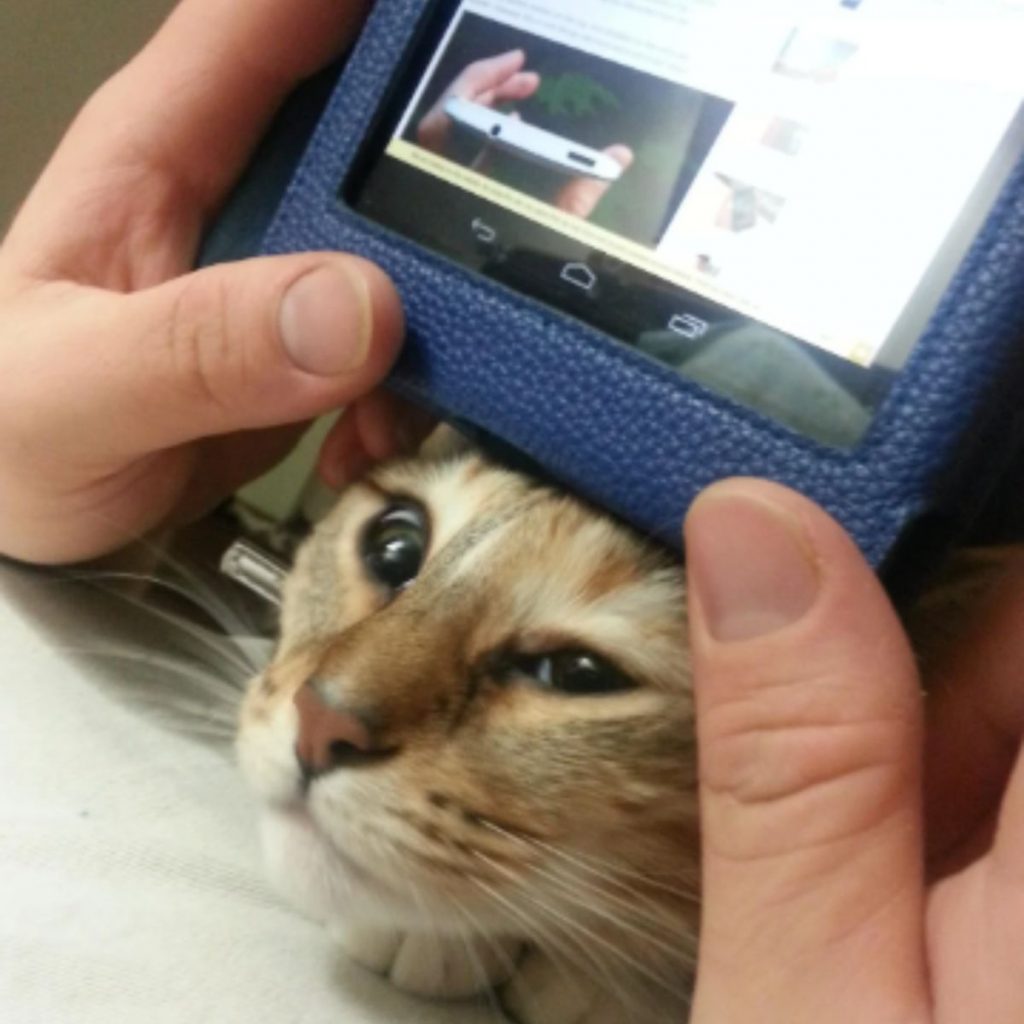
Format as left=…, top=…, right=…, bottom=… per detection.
left=350, top=0, right=1024, bottom=446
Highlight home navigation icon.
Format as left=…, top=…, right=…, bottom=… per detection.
left=560, top=262, right=597, bottom=292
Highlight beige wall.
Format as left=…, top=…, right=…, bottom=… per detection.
left=0, top=0, right=174, bottom=230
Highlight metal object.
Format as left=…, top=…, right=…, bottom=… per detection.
left=219, top=539, right=288, bottom=606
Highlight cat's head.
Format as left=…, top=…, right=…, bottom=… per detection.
left=236, top=439, right=699, bottom=988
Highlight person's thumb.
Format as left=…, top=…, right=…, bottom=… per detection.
left=684, top=479, right=928, bottom=1024
left=13, top=253, right=404, bottom=460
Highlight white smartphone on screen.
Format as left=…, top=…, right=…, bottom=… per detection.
left=443, top=97, right=623, bottom=181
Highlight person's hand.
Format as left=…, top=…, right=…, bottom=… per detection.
left=0, top=0, right=423, bottom=565
left=415, top=48, right=632, bottom=219
left=416, top=49, right=541, bottom=154
left=684, top=479, right=1024, bottom=1023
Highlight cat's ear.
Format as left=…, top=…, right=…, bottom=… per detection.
left=417, top=423, right=474, bottom=461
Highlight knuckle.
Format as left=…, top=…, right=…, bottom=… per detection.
left=699, top=666, right=907, bottom=810
left=164, top=273, right=240, bottom=423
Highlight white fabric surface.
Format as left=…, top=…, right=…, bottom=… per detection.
left=0, top=563, right=499, bottom=1024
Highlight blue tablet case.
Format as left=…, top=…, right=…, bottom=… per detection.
left=209, top=0, right=1024, bottom=577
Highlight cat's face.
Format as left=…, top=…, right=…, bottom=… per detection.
left=237, top=446, right=699, bottom=982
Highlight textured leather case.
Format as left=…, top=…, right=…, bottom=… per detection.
left=229, top=0, right=1024, bottom=571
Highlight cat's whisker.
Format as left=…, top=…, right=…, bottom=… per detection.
left=358, top=825, right=467, bottom=912
left=469, top=874, right=655, bottom=1021
left=133, top=700, right=237, bottom=732
left=151, top=720, right=236, bottom=742
left=63, top=644, right=247, bottom=694
left=361, top=821, right=504, bottom=885
left=522, top=887, right=690, bottom=1002
left=472, top=850, right=689, bottom=1000
left=518, top=857, right=696, bottom=963
left=68, top=567, right=216, bottom=614
left=347, top=832, right=508, bottom=1016
left=427, top=833, right=527, bottom=981
left=84, top=591, right=261, bottom=680
left=532, top=832, right=694, bottom=906
left=526, top=844, right=697, bottom=926
left=62, top=646, right=226, bottom=685
left=466, top=875, right=606, bottom=988
left=68, top=563, right=273, bottom=674
left=443, top=898, right=514, bottom=1018
left=95, top=540, right=266, bottom=633
left=404, top=866, right=436, bottom=924
left=478, top=818, right=700, bottom=904
left=122, top=692, right=237, bottom=724
left=454, top=898, right=521, bottom=978
left=454, top=934, right=499, bottom=1015
left=67, top=564, right=260, bottom=641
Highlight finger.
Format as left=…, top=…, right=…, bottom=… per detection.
left=416, top=107, right=453, bottom=154
left=983, top=744, right=1024, bottom=1018
left=476, top=71, right=541, bottom=107
left=919, top=553, right=1024, bottom=1024
left=553, top=145, right=632, bottom=218
left=920, top=550, right=1024, bottom=873
left=418, top=53, right=536, bottom=156
left=1, top=254, right=404, bottom=465
left=418, top=51, right=527, bottom=151
left=454, top=49, right=528, bottom=99
left=993, top=741, right=1024, bottom=879
left=317, top=391, right=436, bottom=489
left=991, top=737, right=1024, bottom=888
left=176, top=423, right=309, bottom=524
left=927, top=740, right=1024, bottom=1024
left=685, top=480, right=927, bottom=1024
left=6, top=0, right=369, bottom=264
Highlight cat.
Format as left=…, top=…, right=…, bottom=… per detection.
left=233, top=428, right=1015, bottom=1023
left=236, top=433, right=700, bottom=1024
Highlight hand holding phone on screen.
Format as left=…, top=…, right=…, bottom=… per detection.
left=415, top=47, right=632, bottom=217
left=416, top=48, right=541, bottom=152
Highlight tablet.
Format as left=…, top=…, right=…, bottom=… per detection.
left=243, top=0, right=1024, bottom=572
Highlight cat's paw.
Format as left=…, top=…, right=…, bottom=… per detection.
left=334, top=922, right=520, bottom=1000
left=500, top=948, right=622, bottom=1024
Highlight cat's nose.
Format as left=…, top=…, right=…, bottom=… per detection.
left=293, top=681, right=391, bottom=775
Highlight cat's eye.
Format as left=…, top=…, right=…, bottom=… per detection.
left=360, top=502, right=428, bottom=592
left=505, top=650, right=635, bottom=696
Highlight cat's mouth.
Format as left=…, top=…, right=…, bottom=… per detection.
left=259, top=800, right=428, bottom=928
left=281, top=800, right=394, bottom=894
left=286, top=772, right=395, bottom=895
